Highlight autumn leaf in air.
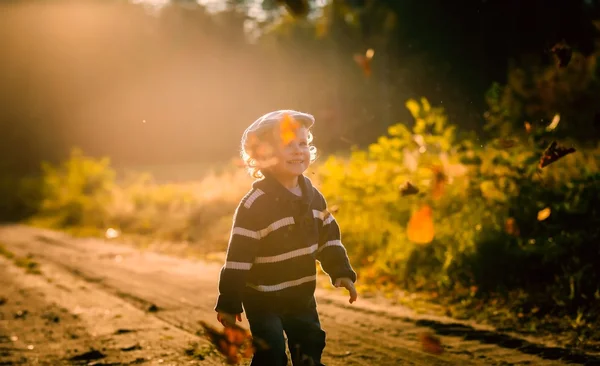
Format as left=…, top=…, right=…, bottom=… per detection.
left=353, top=48, right=375, bottom=77
left=538, top=141, right=576, bottom=168
left=277, top=0, right=309, bottom=18
left=407, top=204, right=435, bottom=244
left=537, top=207, right=551, bottom=221
left=279, top=113, right=301, bottom=145
left=431, top=165, right=447, bottom=200
left=400, top=181, right=419, bottom=196
left=551, top=41, right=572, bottom=68
left=505, top=217, right=520, bottom=237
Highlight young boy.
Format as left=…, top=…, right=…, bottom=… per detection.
left=215, top=110, right=358, bottom=366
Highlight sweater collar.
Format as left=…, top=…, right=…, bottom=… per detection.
left=253, top=172, right=315, bottom=205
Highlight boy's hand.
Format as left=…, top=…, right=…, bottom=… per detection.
left=335, top=277, right=358, bottom=304
left=217, top=312, right=242, bottom=327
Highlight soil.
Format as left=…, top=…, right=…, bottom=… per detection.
left=1, top=225, right=599, bottom=366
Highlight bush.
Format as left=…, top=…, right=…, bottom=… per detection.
left=318, top=97, right=600, bottom=314
left=36, top=148, right=116, bottom=228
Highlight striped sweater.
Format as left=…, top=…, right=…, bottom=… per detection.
left=215, top=173, right=357, bottom=315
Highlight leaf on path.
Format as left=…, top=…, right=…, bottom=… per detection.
left=69, top=349, right=106, bottom=361
left=407, top=205, right=435, bottom=245
left=418, top=332, right=444, bottom=355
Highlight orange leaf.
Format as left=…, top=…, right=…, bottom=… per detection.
left=537, top=207, right=551, bottom=221
left=505, top=217, right=520, bottom=237
left=407, top=205, right=435, bottom=244
left=353, top=49, right=374, bottom=77
left=279, top=113, right=301, bottom=145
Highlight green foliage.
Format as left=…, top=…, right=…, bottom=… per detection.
left=36, top=148, right=115, bottom=228
left=319, top=97, right=600, bottom=316
left=30, top=148, right=245, bottom=249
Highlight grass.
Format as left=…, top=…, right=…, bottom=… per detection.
left=0, top=242, right=43, bottom=275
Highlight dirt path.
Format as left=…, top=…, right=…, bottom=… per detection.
left=0, top=225, right=598, bottom=366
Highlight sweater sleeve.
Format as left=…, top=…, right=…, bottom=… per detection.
left=315, top=194, right=357, bottom=286
left=215, top=198, right=262, bottom=314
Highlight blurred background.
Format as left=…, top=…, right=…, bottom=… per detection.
left=2, top=0, right=598, bottom=173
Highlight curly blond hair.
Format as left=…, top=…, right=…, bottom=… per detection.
left=240, top=110, right=318, bottom=179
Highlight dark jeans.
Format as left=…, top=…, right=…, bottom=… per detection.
left=244, top=298, right=326, bottom=366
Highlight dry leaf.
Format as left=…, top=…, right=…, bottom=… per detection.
left=537, top=207, right=551, bottom=221
left=539, top=141, right=576, bottom=168
left=525, top=122, right=532, bottom=134
left=431, top=166, right=447, bottom=200
left=546, top=114, right=560, bottom=131
left=279, top=113, right=301, bottom=145
left=505, top=217, right=520, bottom=237
left=353, top=48, right=375, bottom=77
left=551, top=41, right=572, bottom=68
left=277, top=0, right=309, bottom=17
left=199, top=321, right=254, bottom=365
left=400, top=181, right=420, bottom=196
left=418, top=332, right=444, bottom=355
left=407, top=205, right=435, bottom=244
left=498, top=138, right=517, bottom=149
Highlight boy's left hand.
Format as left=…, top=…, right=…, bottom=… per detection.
left=335, top=277, right=358, bottom=304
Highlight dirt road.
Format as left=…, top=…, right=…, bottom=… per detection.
left=1, top=225, right=598, bottom=366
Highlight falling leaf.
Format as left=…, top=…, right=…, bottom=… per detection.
left=198, top=321, right=256, bottom=365
left=418, top=332, right=444, bottom=355
left=539, top=141, right=576, bottom=168
left=551, top=41, right=572, bottom=68
left=505, top=217, right=520, bottom=237
left=353, top=48, right=375, bottom=77
left=279, top=113, right=301, bottom=145
left=498, top=138, right=517, bottom=149
left=399, top=181, right=419, bottom=196
left=546, top=114, right=560, bottom=131
left=525, top=122, right=532, bottom=134
left=407, top=205, right=435, bottom=244
left=431, top=166, right=447, bottom=200
left=277, top=0, right=309, bottom=18
left=537, top=207, right=551, bottom=221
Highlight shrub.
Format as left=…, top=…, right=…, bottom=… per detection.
left=35, top=148, right=116, bottom=228
left=318, top=97, right=600, bottom=314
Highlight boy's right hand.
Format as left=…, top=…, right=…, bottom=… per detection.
left=217, top=312, right=242, bottom=327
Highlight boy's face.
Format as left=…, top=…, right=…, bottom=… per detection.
left=270, top=126, right=311, bottom=180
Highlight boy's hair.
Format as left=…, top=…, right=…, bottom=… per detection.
left=241, top=110, right=318, bottom=179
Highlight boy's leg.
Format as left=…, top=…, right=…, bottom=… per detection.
left=246, top=311, right=288, bottom=366
left=282, top=303, right=326, bottom=366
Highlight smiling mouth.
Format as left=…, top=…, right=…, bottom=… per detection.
left=287, top=160, right=304, bottom=164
